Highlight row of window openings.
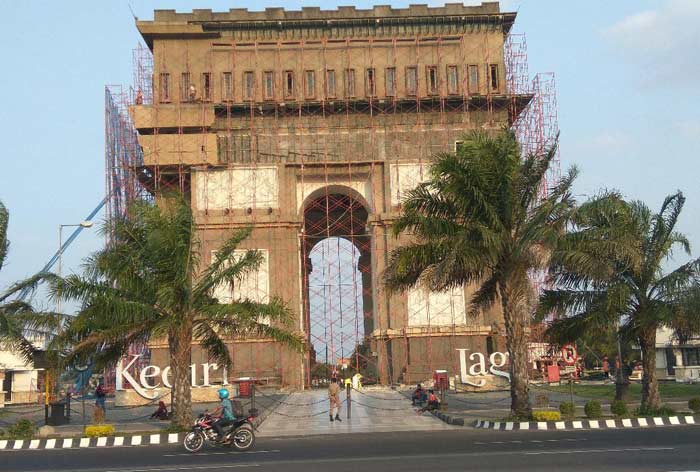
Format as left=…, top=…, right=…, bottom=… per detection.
left=158, top=65, right=499, bottom=102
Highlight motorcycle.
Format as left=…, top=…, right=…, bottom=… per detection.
left=183, top=412, right=256, bottom=453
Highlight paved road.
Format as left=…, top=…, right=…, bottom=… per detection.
left=2, top=426, right=699, bottom=471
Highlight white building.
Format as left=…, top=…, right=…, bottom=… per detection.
left=0, top=333, right=47, bottom=407
left=654, top=326, right=700, bottom=383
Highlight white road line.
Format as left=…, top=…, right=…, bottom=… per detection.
left=163, top=449, right=281, bottom=457
left=525, top=447, right=674, bottom=456
left=106, top=465, right=259, bottom=472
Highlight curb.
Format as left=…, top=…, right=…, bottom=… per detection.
left=431, top=410, right=466, bottom=426
left=471, top=414, right=698, bottom=431
left=0, top=432, right=184, bottom=451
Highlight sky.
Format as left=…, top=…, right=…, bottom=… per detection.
left=0, top=0, right=698, bottom=312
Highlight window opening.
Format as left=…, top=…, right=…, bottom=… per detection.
left=344, top=69, right=356, bottom=98
left=365, top=68, right=376, bottom=97
left=243, top=71, right=254, bottom=101
left=489, top=64, right=499, bottom=91
left=222, top=72, right=233, bottom=101
left=406, top=66, right=418, bottom=96
left=263, top=71, right=274, bottom=100
left=181, top=72, right=191, bottom=102
left=447, top=65, right=459, bottom=95
left=326, top=69, right=336, bottom=98
left=159, top=73, right=170, bottom=102
left=305, top=70, right=316, bottom=99
left=385, top=67, right=396, bottom=97
left=427, top=66, right=438, bottom=95
left=284, top=70, right=295, bottom=99
left=202, top=72, right=212, bottom=101
left=468, top=65, right=479, bottom=94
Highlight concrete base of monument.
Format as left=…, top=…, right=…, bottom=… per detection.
left=115, top=385, right=243, bottom=406
left=453, top=374, right=510, bottom=392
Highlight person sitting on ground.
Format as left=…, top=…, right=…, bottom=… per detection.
left=150, top=401, right=168, bottom=420
left=418, top=389, right=440, bottom=413
left=211, top=388, right=236, bottom=442
left=411, top=383, right=427, bottom=406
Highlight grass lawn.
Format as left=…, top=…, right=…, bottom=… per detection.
left=544, top=382, right=700, bottom=400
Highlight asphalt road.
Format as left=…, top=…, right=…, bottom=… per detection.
left=2, top=426, right=699, bottom=472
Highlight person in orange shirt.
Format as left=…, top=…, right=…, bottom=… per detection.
left=418, top=389, right=440, bottom=414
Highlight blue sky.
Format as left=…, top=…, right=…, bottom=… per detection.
left=0, top=1, right=698, bottom=311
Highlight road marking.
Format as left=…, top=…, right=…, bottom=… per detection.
left=106, top=465, right=260, bottom=472
left=638, top=418, right=648, bottom=427
left=526, top=447, right=674, bottom=456
left=62, top=438, right=73, bottom=448
left=45, top=439, right=55, bottom=449
left=79, top=438, right=90, bottom=448
left=13, top=440, right=23, bottom=450
left=114, top=437, right=125, bottom=446
left=163, top=449, right=281, bottom=458
left=29, top=440, right=40, bottom=449
left=97, top=437, right=108, bottom=447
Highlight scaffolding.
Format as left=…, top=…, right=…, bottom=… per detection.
left=106, top=6, right=561, bottom=388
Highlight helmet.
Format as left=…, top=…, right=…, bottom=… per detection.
left=218, top=388, right=229, bottom=400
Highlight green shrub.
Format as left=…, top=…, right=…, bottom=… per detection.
left=610, top=400, right=629, bottom=417
left=559, top=402, right=575, bottom=418
left=532, top=410, right=561, bottom=421
left=84, top=424, right=115, bottom=437
left=688, top=397, right=700, bottom=414
left=7, top=419, right=36, bottom=440
left=635, top=404, right=676, bottom=417
left=584, top=400, right=602, bottom=419
left=163, top=423, right=189, bottom=434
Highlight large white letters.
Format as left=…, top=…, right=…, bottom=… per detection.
left=115, top=354, right=230, bottom=399
left=455, top=349, right=511, bottom=387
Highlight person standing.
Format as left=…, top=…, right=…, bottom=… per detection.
left=602, top=356, right=610, bottom=380
left=95, top=380, right=107, bottom=414
left=328, top=377, right=342, bottom=422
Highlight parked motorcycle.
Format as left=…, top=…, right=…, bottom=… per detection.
left=183, top=412, right=256, bottom=453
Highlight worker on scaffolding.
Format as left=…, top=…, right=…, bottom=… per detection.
left=328, top=377, right=342, bottom=423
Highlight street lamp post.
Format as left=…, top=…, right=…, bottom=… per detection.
left=57, top=221, right=93, bottom=314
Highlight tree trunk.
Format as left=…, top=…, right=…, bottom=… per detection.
left=500, top=284, right=532, bottom=419
left=639, top=326, right=661, bottom=411
left=169, top=323, right=193, bottom=429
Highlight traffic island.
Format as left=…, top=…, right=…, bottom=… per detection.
left=430, top=412, right=699, bottom=431
left=0, top=432, right=185, bottom=451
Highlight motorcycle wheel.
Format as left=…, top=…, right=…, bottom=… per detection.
left=231, top=426, right=255, bottom=451
left=183, top=431, right=205, bottom=453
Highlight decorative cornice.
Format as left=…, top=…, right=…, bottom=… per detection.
left=137, top=3, right=516, bottom=47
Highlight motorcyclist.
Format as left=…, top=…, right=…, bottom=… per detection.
left=211, top=388, right=236, bottom=442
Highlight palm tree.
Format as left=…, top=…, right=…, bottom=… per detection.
left=543, top=192, right=700, bottom=411
left=0, top=200, right=55, bottom=362
left=384, top=130, right=576, bottom=418
left=50, top=196, right=303, bottom=428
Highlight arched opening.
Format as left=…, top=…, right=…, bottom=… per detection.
left=301, top=191, right=375, bottom=387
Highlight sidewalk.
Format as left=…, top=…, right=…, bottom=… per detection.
left=0, top=391, right=284, bottom=437
left=257, top=387, right=452, bottom=437
left=401, top=383, right=698, bottom=424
